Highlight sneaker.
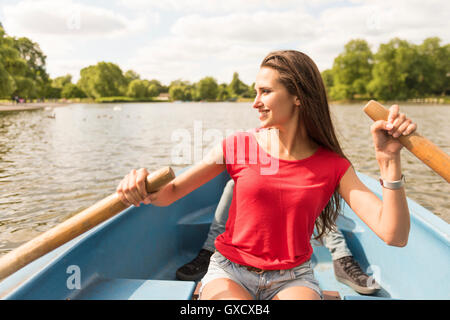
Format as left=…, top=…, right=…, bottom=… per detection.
left=333, top=256, right=380, bottom=295
left=176, top=249, right=214, bottom=281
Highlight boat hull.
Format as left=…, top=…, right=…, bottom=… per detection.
left=0, top=170, right=448, bottom=300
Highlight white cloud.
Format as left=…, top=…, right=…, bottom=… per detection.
left=48, top=58, right=98, bottom=82
left=2, top=0, right=146, bottom=37
left=171, top=10, right=316, bottom=44
left=2, top=0, right=448, bottom=84
left=126, top=37, right=230, bottom=84
left=126, top=0, right=450, bottom=84
left=116, top=0, right=304, bottom=13
left=126, top=34, right=272, bottom=85
left=1, top=0, right=151, bottom=79
left=298, top=0, right=450, bottom=70
left=126, top=8, right=321, bottom=84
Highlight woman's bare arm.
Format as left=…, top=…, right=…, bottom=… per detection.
left=338, top=166, right=409, bottom=247
left=338, top=105, right=416, bottom=247
left=116, top=143, right=226, bottom=207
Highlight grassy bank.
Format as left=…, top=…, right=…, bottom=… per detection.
left=329, top=96, right=450, bottom=105
left=0, top=96, right=168, bottom=104
left=94, top=96, right=168, bottom=103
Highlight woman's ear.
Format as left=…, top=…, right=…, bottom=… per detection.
left=294, top=97, right=301, bottom=107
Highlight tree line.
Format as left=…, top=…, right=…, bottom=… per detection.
left=322, top=37, right=449, bottom=101
left=1, top=21, right=448, bottom=103
left=0, top=23, right=254, bottom=102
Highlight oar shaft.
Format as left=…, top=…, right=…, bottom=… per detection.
left=363, top=100, right=450, bottom=183
left=0, top=167, right=175, bottom=280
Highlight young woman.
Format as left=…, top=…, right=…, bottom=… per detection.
left=116, top=50, right=416, bottom=300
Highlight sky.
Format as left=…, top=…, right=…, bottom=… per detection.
left=0, top=0, right=449, bottom=85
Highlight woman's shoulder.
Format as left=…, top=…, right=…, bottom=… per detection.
left=317, top=147, right=352, bottom=177
left=318, top=146, right=347, bottom=159
left=317, top=147, right=351, bottom=167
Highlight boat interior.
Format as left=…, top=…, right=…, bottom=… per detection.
left=1, top=170, right=448, bottom=300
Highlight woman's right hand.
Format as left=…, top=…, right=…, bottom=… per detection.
left=116, top=168, right=153, bottom=207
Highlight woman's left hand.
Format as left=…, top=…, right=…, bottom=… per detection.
left=370, top=104, right=417, bottom=160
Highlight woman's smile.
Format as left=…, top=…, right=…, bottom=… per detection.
left=258, top=108, right=270, bottom=120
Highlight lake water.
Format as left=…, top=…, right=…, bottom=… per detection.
left=0, top=102, right=449, bottom=256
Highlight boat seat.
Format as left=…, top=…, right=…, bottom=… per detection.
left=191, top=282, right=341, bottom=300
left=176, top=204, right=218, bottom=254
left=177, top=204, right=217, bottom=226
left=74, top=278, right=196, bottom=300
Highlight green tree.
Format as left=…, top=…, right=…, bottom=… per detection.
left=61, top=83, right=86, bottom=99
left=169, top=85, right=186, bottom=101
left=78, top=62, right=127, bottom=98
left=46, top=86, right=62, bottom=99
left=146, top=79, right=163, bottom=96
left=159, top=84, right=169, bottom=93
left=13, top=76, right=37, bottom=98
left=368, top=38, right=419, bottom=100
left=228, top=72, right=248, bottom=97
left=52, top=74, right=72, bottom=89
left=196, top=76, right=218, bottom=101
left=147, top=83, right=159, bottom=98
left=124, top=70, right=140, bottom=84
left=168, top=80, right=194, bottom=101
left=13, top=37, right=50, bottom=98
left=330, top=39, right=373, bottom=100
left=217, top=83, right=230, bottom=101
left=0, top=26, right=27, bottom=98
left=321, top=69, right=334, bottom=94
left=126, top=79, right=148, bottom=98
left=0, top=31, right=41, bottom=100
left=125, top=78, right=160, bottom=99
left=417, top=37, right=450, bottom=96
left=0, top=62, right=16, bottom=97
left=241, top=82, right=256, bottom=99
left=44, top=74, right=73, bottom=99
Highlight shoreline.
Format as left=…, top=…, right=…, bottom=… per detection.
left=1, top=99, right=448, bottom=112
left=0, top=102, right=71, bottom=112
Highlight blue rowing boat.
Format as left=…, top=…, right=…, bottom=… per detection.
left=0, top=169, right=449, bottom=300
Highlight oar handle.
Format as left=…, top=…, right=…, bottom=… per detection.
left=363, top=100, right=450, bottom=183
left=0, top=167, right=175, bottom=281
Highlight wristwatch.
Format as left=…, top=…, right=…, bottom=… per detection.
left=379, top=175, right=405, bottom=190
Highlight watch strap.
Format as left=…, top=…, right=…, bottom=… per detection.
left=379, top=175, right=405, bottom=190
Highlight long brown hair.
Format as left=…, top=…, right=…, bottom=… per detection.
left=261, top=50, right=349, bottom=241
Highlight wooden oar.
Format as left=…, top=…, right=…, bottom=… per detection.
left=363, top=100, right=450, bottom=183
left=0, top=166, right=175, bottom=281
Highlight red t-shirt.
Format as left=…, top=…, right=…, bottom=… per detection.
left=215, top=129, right=351, bottom=270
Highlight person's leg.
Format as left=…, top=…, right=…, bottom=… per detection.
left=272, top=286, right=321, bottom=300
left=323, top=228, right=380, bottom=295
left=266, top=260, right=323, bottom=300
left=199, top=251, right=254, bottom=300
left=176, top=179, right=234, bottom=281
left=322, top=228, right=352, bottom=260
left=200, top=278, right=253, bottom=300
left=202, top=179, right=234, bottom=252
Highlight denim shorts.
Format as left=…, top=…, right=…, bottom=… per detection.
left=199, top=251, right=323, bottom=300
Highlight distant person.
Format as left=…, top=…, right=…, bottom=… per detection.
left=176, top=178, right=379, bottom=295
left=116, top=50, right=416, bottom=300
